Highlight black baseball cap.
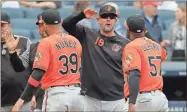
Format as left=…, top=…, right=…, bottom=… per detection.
left=1, top=12, right=10, bottom=24
left=41, top=9, right=61, bottom=25
left=36, top=13, right=42, bottom=25
left=99, top=4, right=118, bottom=17
left=126, top=15, right=145, bottom=33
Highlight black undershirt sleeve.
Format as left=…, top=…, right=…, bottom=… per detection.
left=62, top=12, right=86, bottom=36
left=128, top=69, right=140, bottom=104
left=20, top=68, right=45, bottom=101
left=9, top=52, right=25, bottom=72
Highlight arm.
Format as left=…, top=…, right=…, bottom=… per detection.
left=9, top=40, right=31, bottom=72
left=12, top=69, right=45, bottom=112
left=62, top=12, right=86, bottom=37
left=122, top=46, right=141, bottom=112
left=62, top=8, right=97, bottom=40
left=12, top=40, right=50, bottom=112
left=128, top=69, right=140, bottom=104
left=19, top=1, right=56, bottom=8
left=20, top=68, right=45, bottom=101
left=9, top=52, right=26, bottom=72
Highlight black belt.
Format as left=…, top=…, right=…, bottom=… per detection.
left=51, top=84, right=80, bottom=88
left=139, top=90, right=161, bottom=94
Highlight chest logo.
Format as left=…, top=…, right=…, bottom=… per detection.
left=112, top=44, right=121, bottom=52
left=95, top=37, right=104, bottom=47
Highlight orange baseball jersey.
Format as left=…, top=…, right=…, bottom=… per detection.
left=33, top=33, right=82, bottom=90
left=122, top=37, right=167, bottom=97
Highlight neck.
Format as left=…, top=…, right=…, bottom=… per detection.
left=100, top=30, right=115, bottom=37
left=179, top=19, right=186, bottom=26
left=48, top=28, right=63, bottom=36
left=144, top=11, right=153, bottom=18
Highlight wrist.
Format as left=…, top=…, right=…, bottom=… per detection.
left=9, top=50, right=16, bottom=54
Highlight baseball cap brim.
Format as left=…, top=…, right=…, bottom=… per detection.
left=1, top=21, right=8, bottom=24
left=36, top=20, right=43, bottom=25
left=99, top=13, right=118, bottom=17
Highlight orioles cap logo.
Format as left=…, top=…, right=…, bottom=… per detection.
left=104, top=5, right=112, bottom=12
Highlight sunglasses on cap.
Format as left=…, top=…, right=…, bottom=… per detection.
left=100, top=14, right=117, bottom=19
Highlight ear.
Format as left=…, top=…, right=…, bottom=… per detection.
left=96, top=17, right=100, bottom=22
left=115, top=18, right=118, bottom=23
left=144, top=28, right=147, bottom=33
left=124, top=21, right=129, bottom=29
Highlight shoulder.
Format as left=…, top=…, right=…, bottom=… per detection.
left=116, top=34, right=130, bottom=45
left=14, top=35, right=30, bottom=41
left=170, top=21, right=178, bottom=28
left=124, top=39, right=140, bottom=50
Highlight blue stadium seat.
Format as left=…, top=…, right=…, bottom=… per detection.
left=11, top=18, right=37, bottom=29
left=162, top=30, right=169, bottom=39
left=2, top=8, right=24, bottom=18
left=118, top=17, right=126, bottom=26
left=32, top=29, right=41, bottom=39
left=58, top=7, right=73, bottom=18
left=158, top=10, right=175, bottom=21
left=23, top=8, right=43, bottom=18
left=119, top=7, right=142, bottom=18
left=12, top=28, right=32, bottom=39
left=163, top=19, right=175, bottom=30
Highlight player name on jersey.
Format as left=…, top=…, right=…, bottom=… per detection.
left=56, top=39, right=77, bottom=50
left=141, top=43, right=161, bottom=52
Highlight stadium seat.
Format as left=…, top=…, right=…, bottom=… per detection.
left=12, top=28, right=32, bottom=39
left=163, top=19, right=175, bottom=30
left=23, top=8, right=43, bottom=18
left=162, top=30, right=169, bottom=39
left=11, top=18, right=37, bottom=29
left=158, top=10, right=175, bottom=21
left=119, top=7, right=142, bottom=18
left=118, top=17, right=126, bottom=26
left=2, top=8, right=24, bottom=18
left=32, top=29, right=41, bottom=39
left=58, top=7, right=74, bottom=18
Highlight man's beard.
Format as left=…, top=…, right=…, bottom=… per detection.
left=103, top=25, right=114, bottom=32
left=41, top=31, right=48, bottom=38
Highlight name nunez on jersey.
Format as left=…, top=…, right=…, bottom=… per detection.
left=55, top=39, right=77, bottom=50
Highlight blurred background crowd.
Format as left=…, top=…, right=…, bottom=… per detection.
left=1, top=0, right=186, bottom=62
left=1, top=0, right=186, bottom=111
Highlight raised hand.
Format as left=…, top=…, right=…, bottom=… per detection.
left=4, top=31, right=20, bottom=51
left=30, top=95, right=37, bottom=111
left=12, top=98, right=24, bottom=112
left=83, top=8, right=97, bottom=19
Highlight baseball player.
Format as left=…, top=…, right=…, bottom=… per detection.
left=12, top=9, right=83, bottom=112
left=6, top=13, right=46, bottom=111
left=62, top=4, right=130, bottom=111
left=1, top=12, right=31, bottom=112
left=122, top=15, right=168, bottom=112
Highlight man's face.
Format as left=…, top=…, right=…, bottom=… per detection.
left=145, top=5, right=158, bottom=16
left=38, top=23, right=48, bottom=38
left=97, top=13, right=117, bottom=33
left=1, top=23, right=11, bottom=43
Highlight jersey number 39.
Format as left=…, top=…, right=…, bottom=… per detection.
left=58, top=53, right=78, bottom=75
